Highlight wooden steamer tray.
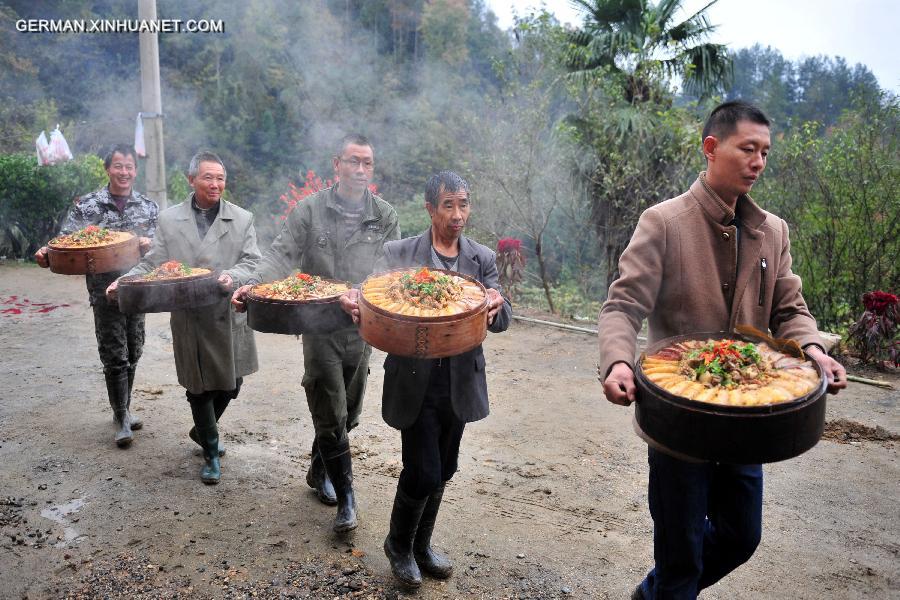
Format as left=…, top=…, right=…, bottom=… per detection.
left=246, top=283, right=353, bottom=335
left=358, top=269, right=489, bottom=359
left=48, top=232, right=140, bottom=275
left=634, top=331, right=827, bottom=464
left=117, top=270, right=225, bottom=314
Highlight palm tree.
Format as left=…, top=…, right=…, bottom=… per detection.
left=565, top=0, right=731, bottom=102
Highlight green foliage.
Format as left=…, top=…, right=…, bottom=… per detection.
left=395, top=196, right=432, bottom=238
left=0, top=153, right=107, bottom=258
left=757, top=92, right=900, bottom=329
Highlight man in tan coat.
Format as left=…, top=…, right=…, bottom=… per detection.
left=108, top=151, right=261, bottom=484
left=598, top=101, right=846, bottom=600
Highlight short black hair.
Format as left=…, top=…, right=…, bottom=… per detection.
left=702, top=101, right=771, bottom=142
left=425, top=171, right=469, bottom=206
left=103, top=144, right=137, bottom=169
left=336, top=133, right=373, bottom=157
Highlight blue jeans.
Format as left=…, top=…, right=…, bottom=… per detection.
left=640, top=448, right=763, bottom=600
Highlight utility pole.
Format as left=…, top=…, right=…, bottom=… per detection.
left=138, top=0, right=167, bottom=209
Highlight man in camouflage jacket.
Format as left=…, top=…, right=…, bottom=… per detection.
left=36, top=144, right=158, bottom=448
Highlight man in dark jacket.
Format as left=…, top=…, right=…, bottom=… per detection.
left=35, top=144, right=158, bottom=448
left=342, top=171, right=511, bottom=587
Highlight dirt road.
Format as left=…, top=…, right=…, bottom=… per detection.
left=1, top=262, right=897, bottom=599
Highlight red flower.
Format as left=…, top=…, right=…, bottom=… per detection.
left=497, top=237, right=522, bottom=253
left=863, top=291, right=899, bottom=315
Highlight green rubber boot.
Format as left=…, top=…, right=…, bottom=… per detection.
left=105, top=371, right=133, bottom=448
left=189, top=396, right=221, bottom=484
left=126, top=366, right=143, bottom=430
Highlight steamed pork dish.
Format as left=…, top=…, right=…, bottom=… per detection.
left=50, top=225, right=131, bottom=248
left=362, top=267, right=485, bottom=317
left=251, top=272, right=348, bottom=301
left=642, top=338, right=819, bottom=406
left=141, top=260, right=211, bottom=281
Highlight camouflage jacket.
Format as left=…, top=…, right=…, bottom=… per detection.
left=59, top=186, right=159, bottom=305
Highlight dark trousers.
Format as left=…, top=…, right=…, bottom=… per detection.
left=398, top=360, right=466, bottom=500
left=640, top=448, right=763, bottom=600
left=92, top=301, right=145, bottom=378
left=302, top=330, right=372, bottom=452
left=185, top=377, right=244, bottom=406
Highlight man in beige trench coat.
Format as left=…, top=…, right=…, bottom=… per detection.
left=108, top=151, right=261, bottom=484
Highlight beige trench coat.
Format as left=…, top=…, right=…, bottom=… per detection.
left=126, top=197, right=261, bottom=394
left=598, top=173, right=824, bottom=379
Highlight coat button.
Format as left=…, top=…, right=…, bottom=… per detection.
left=722, top=231, right=730, bottom=240
left=722, top=283, right=730, bottom=292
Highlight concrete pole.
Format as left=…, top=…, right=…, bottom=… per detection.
left=138, top=0, right=167, bottom=209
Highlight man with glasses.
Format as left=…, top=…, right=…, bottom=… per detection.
left=35, top=144, right=158, bottom=448
left=233, top=134, right=399, bottom=532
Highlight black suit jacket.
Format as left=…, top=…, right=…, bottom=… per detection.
left=378, top=228, right=512, bottom=429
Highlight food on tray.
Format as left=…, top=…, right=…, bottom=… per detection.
left=250, top=272, right=349, bottom=301
left=641, top=338, right=819, bottom=406
left=140, top=260, right=212, bottom=281
left=362, top=267, right=485, bottom=317
left=49, top=225, right=132, bottom=248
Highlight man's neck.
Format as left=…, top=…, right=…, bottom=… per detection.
left=703, top=174, right=738, bottom=211
left=108, top=185, right=131, bottom=198
left=335, top=182, right=365, bottom=205
left=431, top=230, right=460, bottom=256
left=193, top=195, right=219, bottom=211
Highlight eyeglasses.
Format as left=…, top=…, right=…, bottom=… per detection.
left=338, top=157, right=374, bottom=171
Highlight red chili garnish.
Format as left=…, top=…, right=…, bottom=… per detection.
left=413, top=268, right=434, bottom=284
left=84, top=225, right=99, bottom=233
left=161, top=260, right=181, bottom=271
left=295, top=273, right=313, bottom=282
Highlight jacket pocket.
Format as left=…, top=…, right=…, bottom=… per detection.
left=758, top=258, right=767, bottom=307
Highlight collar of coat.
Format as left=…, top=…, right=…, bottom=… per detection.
left=175, top=194, right=234, bottom=221
left=95, top=185, right=138, bottom=207
left=324, top=184, right=384, bottom=224
left=409, top=227, right=481, bottom=277
left=694, top=172, right=768, bottom=231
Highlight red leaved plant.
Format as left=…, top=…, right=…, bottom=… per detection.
left=847, top=291, right=900, bottom=369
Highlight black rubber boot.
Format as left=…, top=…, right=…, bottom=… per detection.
left=189, top=396, right=221, bottom=484
left=322, top=445, right=358, bottom=532
left=105, top=371, right=133, bottom=448
left=384, top=485, right=428, bottom=587
left=188, top=392, right=228, bottom=456
left=306, top=439, right=337, bottom=506
left=125, top=366, right=143, bottom=430
left=414, top=483, right=453, bottom=578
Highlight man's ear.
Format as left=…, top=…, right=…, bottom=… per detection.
left=702, top=135, right=718, bottom=162
left=187, top=175, right=196, bottom=189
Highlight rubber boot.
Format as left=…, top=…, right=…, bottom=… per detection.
left=384, top=485, right=428, bottom=587
left=322, top=445, right=358, bottom=532
left=189, top=396, right=221, bottom=484
left=126, top=366, right=143, bottom=430
left=188, top=392, right=228, bottom=456
left=306, top=439, right=337, bottom=506
left=413, top=483, right=453, bottom=578
left=105, top=371, right=133, bottom=448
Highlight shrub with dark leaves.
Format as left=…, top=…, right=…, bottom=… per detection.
left=497, top=237, right=525, bottom=301
left=847, top=291, right=900, bottom=368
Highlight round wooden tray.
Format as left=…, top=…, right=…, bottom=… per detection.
left=634, top=331, right=827, bottom=464
left=117, top=270, right=225, bottom=314
left=358, top=268, right=489, bottom=358
left=246, top=282, right=353, bottom=335
left=48, top=232, right=140, bottom=275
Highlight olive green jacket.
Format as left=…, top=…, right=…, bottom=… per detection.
left=125, top=197, right=261, bottom=394
left=250, top=184, right=400, bottom=287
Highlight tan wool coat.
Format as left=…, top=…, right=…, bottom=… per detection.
left=598, top=173, right=823, bottom=379
left=126, top=198, right=261, bottom=394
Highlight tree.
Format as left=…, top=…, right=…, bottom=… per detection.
left=565, top=0, right=731, bottom=103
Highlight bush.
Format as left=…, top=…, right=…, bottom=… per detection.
left=0, top=152, right=107, bottom=258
